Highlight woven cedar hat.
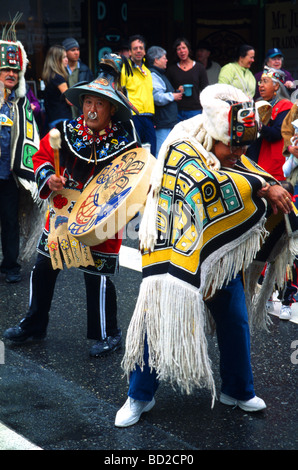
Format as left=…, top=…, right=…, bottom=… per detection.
left=65, top=53, right=138, bottom=121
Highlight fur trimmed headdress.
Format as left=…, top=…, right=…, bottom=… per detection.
left=200, top=83, right=258, bottom=147
left=0, top=12, right=28, bottom=98
left=139, top=84, right=260, bottom=252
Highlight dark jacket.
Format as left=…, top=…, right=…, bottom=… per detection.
left=149, top=65, right=178, bottom=129
left=78, top=61, right=94, bottom=83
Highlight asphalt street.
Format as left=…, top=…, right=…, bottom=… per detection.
left=0, top=236, right=297, bottom=453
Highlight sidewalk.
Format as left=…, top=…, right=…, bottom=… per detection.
left=267, top=292, right=298, bottom=324
left=0, top=422, right=42, bottom=450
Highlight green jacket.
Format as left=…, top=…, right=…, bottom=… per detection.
left=218, top=62, right=256, bottom=99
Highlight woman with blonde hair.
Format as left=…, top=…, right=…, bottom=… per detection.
left=42, top=44, right=72, bottom=129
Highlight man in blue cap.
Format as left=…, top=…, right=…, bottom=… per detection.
left=255, top=48, right=295, bottom=99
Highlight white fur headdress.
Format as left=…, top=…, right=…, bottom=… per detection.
left=0, top=12, right=28, bottom=98
left=139, top=84, right=258, bottom=252
left=200, top=83, right=253, bottom=146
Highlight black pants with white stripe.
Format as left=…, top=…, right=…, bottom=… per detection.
left=21, top=253, right=118, bottom=341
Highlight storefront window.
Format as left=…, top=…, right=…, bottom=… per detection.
left=1, top=0, right=87, bottom=96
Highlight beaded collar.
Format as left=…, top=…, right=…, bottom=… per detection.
left=74, top=115, right=118, bottom=145
left=63, top=116, right=131, bottom=164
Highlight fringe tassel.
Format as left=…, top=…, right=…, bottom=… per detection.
left=248, top=262, right=275, bottom=331
left=122, top=274, right=216, bottom=406
left=127, top=219, right=267, bottom=403
left=138, top=187, right=159, bottom=253
left=248, top=234, right=296, bottom=331
left=244, top=260, right=268, bottom=331
left=18, top=186, right=47, bottom=262
left=289, top=236, right=298, bottom=257
left=17, top=177, right=43, bottom=207
left=201, top=217, right=268, bottom=299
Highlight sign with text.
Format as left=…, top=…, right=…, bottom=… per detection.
left=266, top=2, right=298, bottom=78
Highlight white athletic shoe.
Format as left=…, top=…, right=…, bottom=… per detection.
left=279, top=305, right=292, bottom=320
left=115, top=397, right=155, bottom=427
left=220, top=393, right=266, bottom=412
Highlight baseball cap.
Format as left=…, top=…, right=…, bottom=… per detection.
left=265, top=48, right=284, bottom=59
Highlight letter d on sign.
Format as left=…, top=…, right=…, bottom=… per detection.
left=0, top=340, right=4, bottom=364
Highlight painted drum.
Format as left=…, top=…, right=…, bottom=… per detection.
left=68, top=148, right=156, bottom=246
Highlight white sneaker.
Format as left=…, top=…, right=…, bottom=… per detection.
left=220, top=393, right=266, bottom=412
left=115, top=397, right=155, bottom=427
left=279, top=305, right=292, bottom=320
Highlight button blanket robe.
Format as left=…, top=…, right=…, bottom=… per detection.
left=121, top=115, right=298, bottom=402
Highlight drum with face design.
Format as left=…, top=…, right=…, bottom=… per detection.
left=68, top=147, right=156, bottom=246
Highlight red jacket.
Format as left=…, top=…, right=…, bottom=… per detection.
left=33, top=117, right=139, bottom=271
left=33, top=132, right=122, bottom=255
left=257, top=99, right=293, bottom=181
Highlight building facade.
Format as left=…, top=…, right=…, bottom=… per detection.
left=1, top=0, right=297, bottom=100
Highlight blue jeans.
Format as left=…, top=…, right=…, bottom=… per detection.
left=128, top=340, right=159, bottom=401
left=155, top=128, right=172, bottom=157
left=206, top=274, right=255, bottom=400
left=132, top=115, right=156, bottom=157
left=178, top=109, right=202, bottom=122
left=128, top=274, right=255, bottom=402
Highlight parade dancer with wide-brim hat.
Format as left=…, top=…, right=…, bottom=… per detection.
left=3, top=54, right=149, bottom=357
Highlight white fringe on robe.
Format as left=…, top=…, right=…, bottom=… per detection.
left=122, top=109, right=298, bottom=405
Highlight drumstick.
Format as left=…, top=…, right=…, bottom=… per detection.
left=49, top=128, right=61, bottom=177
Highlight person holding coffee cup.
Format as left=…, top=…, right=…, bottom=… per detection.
left=167, top=37, right=209, bottom=122
left=146, top=46, right=183, bottom=156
